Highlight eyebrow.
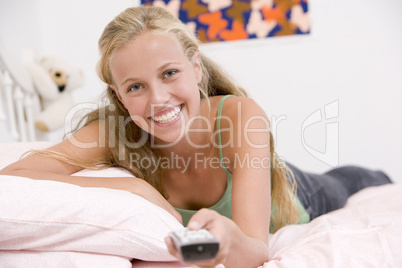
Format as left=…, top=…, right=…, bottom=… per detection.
left=120, top=62, right=181, bottom=87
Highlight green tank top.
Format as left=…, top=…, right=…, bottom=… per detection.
left=175, top=95, right=310, bottom=230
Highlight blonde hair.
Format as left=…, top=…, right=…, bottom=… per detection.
left=46, top=6, right=299, bottom=232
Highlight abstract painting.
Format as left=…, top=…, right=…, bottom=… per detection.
left=141, top=0, right=310, bottom=43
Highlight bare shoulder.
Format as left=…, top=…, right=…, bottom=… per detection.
left=55, top=120, right=109, bottom=160
left=211, top=95, right=267, bottom=121
left=51, top=120, right=109, bottom=164
left=63, top=120, right=107, bottom=149
left=214, top=96, right=271, bottom=161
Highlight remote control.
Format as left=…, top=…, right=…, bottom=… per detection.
left=168, top=228, right=219, bottom=262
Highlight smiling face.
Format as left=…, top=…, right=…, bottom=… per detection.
left=109, top=31, right=203, bottom=144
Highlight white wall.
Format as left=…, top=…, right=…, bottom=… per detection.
left=36, top=0, right=137, bottom=103
left=0, top=0, right=135, bottom=141
left=0, top=1, right=42, bottom=63
left=1, top=0, right=401, bottom=182
left=200, top=0, right=402, bottom=183
left=1, top=0, right=136, bottom=103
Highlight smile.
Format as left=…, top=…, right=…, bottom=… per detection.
left=151, top=105, right=182, bottom=124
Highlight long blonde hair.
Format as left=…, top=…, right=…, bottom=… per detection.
left=44, top=6, right=299, bottom=232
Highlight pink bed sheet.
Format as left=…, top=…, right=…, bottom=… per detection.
left=131, top=184, right=402, bottom=268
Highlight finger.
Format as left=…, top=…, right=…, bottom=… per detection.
left=164, top=236, right=181, bottom=260
left=189, top=259, right=218, bottom=268
left=187, top=208, right=218, bottom=230
left=166, top=236, right=220, bottom=267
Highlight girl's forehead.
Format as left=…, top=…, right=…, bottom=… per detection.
left=128, top=30, right=178, bottom=47
left=113, top=31, right=184, bottom=59
left=110, top=30, right=189, bottom=67
left=109, top=30, right=191, bottom=84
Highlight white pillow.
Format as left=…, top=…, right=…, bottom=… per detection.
left=0, top=250, right=134, bottom=268
left=0, top=173, right=183, bottom=262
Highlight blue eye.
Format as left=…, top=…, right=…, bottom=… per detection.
left=164, top=70, right=177, bottom=78
left=128, top=84, right=142, bottom=92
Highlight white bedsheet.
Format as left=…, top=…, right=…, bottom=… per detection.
left=0, top=142, right=401, bottom=268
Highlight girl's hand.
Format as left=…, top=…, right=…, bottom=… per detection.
left=165, top=208, right=242, bottom=268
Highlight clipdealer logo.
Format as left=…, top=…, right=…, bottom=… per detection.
left=301, top=100, right=339, bottom=167
left=64, top=99, right=340, bottom=167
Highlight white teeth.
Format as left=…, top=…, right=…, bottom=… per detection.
left=152, top=105, right=181, bottom=124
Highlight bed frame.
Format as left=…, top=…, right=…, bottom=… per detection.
left=0, top=41, right=39, bottom=142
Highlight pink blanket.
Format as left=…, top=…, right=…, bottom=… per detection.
left=130, top=184, right=402, bottom=267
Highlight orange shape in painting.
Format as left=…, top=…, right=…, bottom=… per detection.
left=198, top=11, right=229, bottom=40
left=261, top=5, right=285, bottom=23
left=219, top=20, right=248, bottom=41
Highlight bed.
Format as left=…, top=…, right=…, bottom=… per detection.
left=0, top=39, right=42, bottom=143
left=0, top=141, right=401, bottom=267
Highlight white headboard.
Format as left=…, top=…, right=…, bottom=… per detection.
left=0, top=41, right=40, bottom=142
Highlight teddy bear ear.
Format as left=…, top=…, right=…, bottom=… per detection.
left=25, top=61, right=59, bottom=100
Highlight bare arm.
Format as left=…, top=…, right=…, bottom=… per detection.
left=207, top=97, right=271, bottom=267
left=166, top=97, right=270, bottom=267
left=1, top=120, right=106, bottom=176
left=224, top=97, right=271, bottom=266
left=0, top=121, right=182, bottom=223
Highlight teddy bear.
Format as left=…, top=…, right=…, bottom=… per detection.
left=25, top=55, right=85, bottom=132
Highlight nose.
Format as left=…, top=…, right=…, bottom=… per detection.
left=50, top=69, right=67, bottom=88
left=149, top=83, right=171, bottom=106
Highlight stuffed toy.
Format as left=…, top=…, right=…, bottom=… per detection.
left=25, top=55, right=85, bottom=132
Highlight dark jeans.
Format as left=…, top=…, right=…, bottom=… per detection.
left=287, top=163, right=392, bottom=220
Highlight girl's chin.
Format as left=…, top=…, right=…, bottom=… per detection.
left=150, top=131, right=185, bottom=147
left=149, top=134, right=185, bottom=147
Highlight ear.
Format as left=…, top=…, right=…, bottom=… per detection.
left=192, top=52, right=202, bottom=84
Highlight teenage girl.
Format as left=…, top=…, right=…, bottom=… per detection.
left=0, top=6, right=391, bottom=268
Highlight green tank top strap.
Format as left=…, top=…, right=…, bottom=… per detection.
left=217, top=95, right=235, bottom=177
